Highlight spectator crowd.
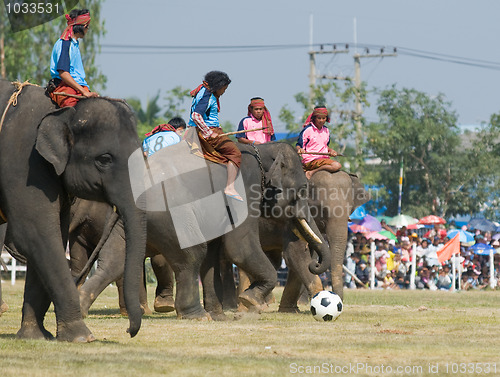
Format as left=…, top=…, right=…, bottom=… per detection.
left=342, top=222, right=500, bottom=291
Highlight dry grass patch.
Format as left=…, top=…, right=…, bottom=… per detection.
left=1, top=281, right=499, bottom=376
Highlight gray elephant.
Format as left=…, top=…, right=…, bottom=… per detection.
left=277, top=170, right=369, bottom=308
left=65, top=141, right=331, bottom=320
left=235, top=170, right=369, bottom=312
left=69, top=198, right=174, bottom=317
left=0, top=80, right=146, bottom=342
left=0, top=223, right=7, bottom=316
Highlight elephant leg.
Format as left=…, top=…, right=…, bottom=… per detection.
left=116, top=277, right=127, bottom=316
left=279, top=268, right=302, bottom=313
left=200, top=241, right=226, bottom=321
left=140, top=261, right=152, bottom=315
left=150, top=253, right=175, bottom=313
left=169, top=246, right=209, bottom=320
left=284, top=238, right=323, bottom=298
left=326, top=220, right=348, bottom=300
left=225, top=229, right=277, bottom=312
left=11, top=224, right=94, bottom=343
left=69, top=237, right=90, bottom=290
left=236, top=268, right=251, bottom=312
left=278, top=231, right=323, bottom=312
left=0, top=224, right=7, bottom=316
left=0, top=278, right=7, bottom=317
left=16, top=264, right=54, bottom=340
left=220, top=256, right=238, bottom=311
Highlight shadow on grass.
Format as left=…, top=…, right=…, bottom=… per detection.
left=0, top=333, right=17, bottom=339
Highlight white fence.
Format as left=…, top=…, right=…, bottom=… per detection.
left=1, top=249, right=26, bottom=285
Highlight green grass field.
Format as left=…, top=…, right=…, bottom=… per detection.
left=0, top=280, right=499, bottom=377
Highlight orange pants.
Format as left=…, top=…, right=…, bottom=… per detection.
left=49, top=84, right=89, bottom=107
left=302, top=158, right=336, bottom=171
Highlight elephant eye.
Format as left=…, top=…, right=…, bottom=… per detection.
left=95, top=154, right=113, bottom=169
left=298, top=186, right=308, bottom=200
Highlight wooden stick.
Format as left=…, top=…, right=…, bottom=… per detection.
left=298, top=151, right=345, bottom=157
left=343, top=264, right=369, bottom=289
left=52, top=92, right=126, bottom=103
left=53, top=92, right=87, bottom=99
left=219, top=127, right=268, bottom=137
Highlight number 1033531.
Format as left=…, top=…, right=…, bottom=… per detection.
left=6, top=2, right=60, bottom=14
left=444, top=363, right=496, bottom=374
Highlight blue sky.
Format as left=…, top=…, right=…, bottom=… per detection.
left=95, top=0, right=500, bottom=132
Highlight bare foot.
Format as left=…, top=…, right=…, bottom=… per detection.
left=224, top=190, right=243, bottom=202
left=305, top=171, right=313, bottom=180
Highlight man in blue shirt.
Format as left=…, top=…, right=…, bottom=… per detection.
left=142, top=117, right=186, bottom=157
left=49, top=9, right=99, bottom=107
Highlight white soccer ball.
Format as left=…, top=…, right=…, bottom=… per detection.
left=310, top=290, right=343, bottom=321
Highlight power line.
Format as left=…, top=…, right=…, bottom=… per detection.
left=100, top=42, right=500, bottom=70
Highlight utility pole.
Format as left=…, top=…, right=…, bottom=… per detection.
left=308, top=44, right=349, bottom=105
left=353, top=48, right=397, bottom=155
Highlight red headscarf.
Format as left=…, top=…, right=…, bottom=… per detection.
left=145, top=123, right=176, bottom=137
left=303, top=107, right=330, bottom=127
left=190, top=81, right=220, bottom=112
left=60, top=13, right=91, bottom=40
left=248, top=98, right=274, bottom=135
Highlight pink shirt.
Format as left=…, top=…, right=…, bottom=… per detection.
left=296, top=123, right=330, bottom=164
left=236, top=115, right=275, bottom=144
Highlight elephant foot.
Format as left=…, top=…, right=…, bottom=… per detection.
left=239, top=291, right=265, bottom=314
left=278, top=305, right=301, bottom=313
left=56, top=320, right=96, bottom=343
left=265, top=292, right=276, bottom=305
left=0, top=300, right=8, bottom=316
left=141, top=303, right=152, bottom=315
left=79, top=291, right=93, bottom=318
left=237, top=302, right=248, bottom=312
left=177, top=310, right=212, bottom=321
left=17, top=321, right=54, bottom=341
left=154, top=295, right=175, bottom=313
left=120, top=307, right=128, bottom=316
left=207, top=311, right=229, bottom=321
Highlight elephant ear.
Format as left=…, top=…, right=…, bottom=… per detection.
left=35, top=107, right=76, bottom=176
left=349, top=173, right=371, bottom=209
left=264, top=151, right=284, bottom=191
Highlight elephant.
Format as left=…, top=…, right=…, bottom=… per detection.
left=274, top=170, right=369, bottom=309
left=0, top=223, right=7, bottom=316
left=233, top=170, right=369, bottom=312
left=64, top=141, right=331, bottom=320
left=0, top=80, right=146, bottom=341
left=69, top=198, right=174, bottom=317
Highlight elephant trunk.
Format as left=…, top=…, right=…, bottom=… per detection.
left=292, top=201, right=331, bottom=275
left=115, top=198, right=147, bottom=338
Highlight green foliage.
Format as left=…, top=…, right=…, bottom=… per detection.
left=0, top=1, right=106, bottom=89
left=126, top=93, right=168, bottom=141
left=163, top=85, right=190, bottom=120
left=366, top=86, right=499, bottom=218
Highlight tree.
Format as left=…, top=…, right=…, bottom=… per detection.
left=459, top=113, right=500, bottom=219
left=127, top=93, right=166, bottom=140
left=163, top=86, right=190, bottom=121
left=365, top=86, right=495, bottom=218
left=0, top=1, right=106, bottom=89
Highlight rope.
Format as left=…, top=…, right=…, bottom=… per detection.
left=0, top=81, right=40, bottom=221
left=251, top=144, right=266, bottom=201
left=0, top=81, right=39, bottom=134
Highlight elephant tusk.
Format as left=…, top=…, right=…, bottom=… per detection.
left=292, top=227, right=307, bottom=241
left=298, top=218, right=323, bottom=244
